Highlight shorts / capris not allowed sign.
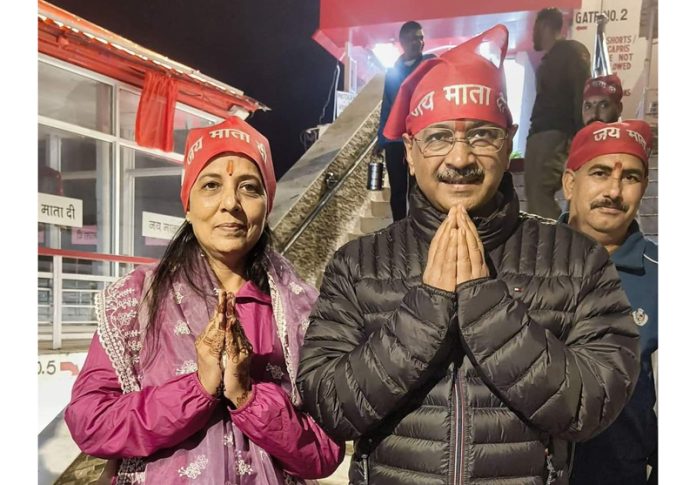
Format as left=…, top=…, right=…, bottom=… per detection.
left=571, top=0, right=649, bottom=116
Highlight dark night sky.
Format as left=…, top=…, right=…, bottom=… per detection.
left=51, top=0, right=340, bottom=178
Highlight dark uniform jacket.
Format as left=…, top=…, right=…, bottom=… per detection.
left=299, top=173, right=640, bottom=484
left=560, top=216, right=658, bottom=485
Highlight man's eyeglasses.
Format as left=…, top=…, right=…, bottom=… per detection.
left=413, top=126, right=508, bottom=158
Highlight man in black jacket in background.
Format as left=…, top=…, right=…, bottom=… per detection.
left=298, top=25, right=638, bottom=485
left=524, top=7, right=591, bottom=219
left=375, top=21, right=437, bottom=221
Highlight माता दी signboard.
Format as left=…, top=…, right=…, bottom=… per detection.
left=38, top=193, right=83, bottom=228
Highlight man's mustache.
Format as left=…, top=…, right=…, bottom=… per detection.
left=437, top=165, right=485, bottom=184
left=591, top=198, right=628, bottom=212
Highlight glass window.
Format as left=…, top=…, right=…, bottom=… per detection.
left=62, top=277, right=100, bottom=324
left=38, top=255, right=52, bottom=328
left=38, top=125, right=113, bottom=255
left=119, top=88, right=216, bottom=153
left=119, top=89, right=139, bottom=141
left=503, top=58, right=524, bottom=153
left=120, top=147, right=184, bottom=259
left=172, top=108, right=216, bottom=154
left=39, top=61, right=113, bottom=134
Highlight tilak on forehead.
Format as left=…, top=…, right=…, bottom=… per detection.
left=566, top=120, right=653, bottom=172
left=180, top=116, right=277, bottom=214
left=383, top=24, right=513, bottom=140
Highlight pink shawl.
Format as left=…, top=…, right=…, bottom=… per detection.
left=95, top=250, right=318, bottom=484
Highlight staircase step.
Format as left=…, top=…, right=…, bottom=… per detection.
left=360, top=216, right=392, bottom=234
left=317, top=457, right=351, bottom=484
left=317, top=442, right=353, bottom=484
left=369, top=199, right=392, bottom=218
left=345, top=232, right=363, bottom=242
left=367, top=189, right=390, bottom=203
left=382, top=168, right=392, bottom=188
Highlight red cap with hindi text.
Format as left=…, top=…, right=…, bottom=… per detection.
left=583, top=74, right=623, bottom=103
left=566, top=120, right=653, bottom=171
left=180, top=116, right=276, bottom=213
left=383, top=24, right=513, bottom=140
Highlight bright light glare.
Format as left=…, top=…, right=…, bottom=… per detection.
left=503, top=58, right=525, bottom=150
left=372, top=43, right=401, bottom=69
left=477, top=40, right=502, bottom=67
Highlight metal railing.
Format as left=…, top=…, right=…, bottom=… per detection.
left=279, top=137, right=378, bottom=255
left=38, top=247, right=157, bottom=349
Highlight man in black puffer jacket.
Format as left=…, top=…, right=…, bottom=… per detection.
left=298, top=25, right=639, bottom=485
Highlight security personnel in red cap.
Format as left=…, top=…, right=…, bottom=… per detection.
left=561, top=120, right=657, bottom=485
left=299, top=25, right=639, bottom=484
left=582, top=74, right=624, bottom=125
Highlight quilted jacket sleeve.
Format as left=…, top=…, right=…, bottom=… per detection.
left=297, top=248, right=457, bottom=441
left=456, top=243, right=640, bottom=442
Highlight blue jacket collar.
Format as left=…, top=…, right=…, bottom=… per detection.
left=610, top=221, right=646, bottom=271
left=558, top=213, right=645, bottom=271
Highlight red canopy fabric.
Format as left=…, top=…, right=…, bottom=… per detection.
left=135, top=72, right=179, bottom=152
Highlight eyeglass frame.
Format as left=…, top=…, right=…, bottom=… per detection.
left=412, top=125, right=510, bottom=158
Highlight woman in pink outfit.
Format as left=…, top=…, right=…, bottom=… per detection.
left=65, top=116, right=344, bottom=484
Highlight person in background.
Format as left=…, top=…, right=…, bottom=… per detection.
left=525, top=7, right=590, bottom=219
left=582, top=73, right=624, bottom=125
left=374, top=20, right=436, bottom=221
left=561, top=120, right=657, bottom=485
left=65, top=116, right=343, bottom=484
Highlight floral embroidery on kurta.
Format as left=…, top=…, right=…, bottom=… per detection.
left=175, top=360, right=197, bottom=375
left=235, top=452, right=253, bottom=476
left=288, top=281, right=304, bottom=295
left=174, top=320, right=191, bottom=336
left=178, top=455, right=208, bottom=479
left=173, top=283, right=185, bottom=304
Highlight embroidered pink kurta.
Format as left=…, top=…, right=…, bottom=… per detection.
left=66, top=279, right=342, bottom=483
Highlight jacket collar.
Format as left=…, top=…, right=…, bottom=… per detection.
left=396, top=53, right=423, bottom=68
left=558, top=214, right=646, bottom=271
left=609, top=221, right=646, bottom=271
left=196, top=251, right=272, bottom=304
left=236, top=280, right=272, bottom=304
left=409, top=171, right=520, bottom=252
